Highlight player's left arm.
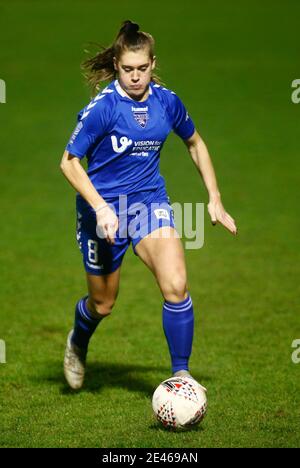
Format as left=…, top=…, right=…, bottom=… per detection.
left=184, top=130, right=237, bottom=236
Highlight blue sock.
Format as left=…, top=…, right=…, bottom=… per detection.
left=162, top=293, right=194, bottom=373
left=71, top=296, right=103, bottom=350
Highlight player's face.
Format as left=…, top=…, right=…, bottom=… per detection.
left=114, top=49, right=156, bottom=101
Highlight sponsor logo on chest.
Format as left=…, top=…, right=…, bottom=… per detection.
left=131, top=105, right=149, bottom=128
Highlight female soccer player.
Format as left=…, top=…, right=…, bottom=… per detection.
left=61, top=20, right=237, bottom=390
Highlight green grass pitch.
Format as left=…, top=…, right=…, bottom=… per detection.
left=0, top=0, right=299, bottom=448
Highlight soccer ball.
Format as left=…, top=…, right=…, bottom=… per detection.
left=152, top=376, right=207, bottom=430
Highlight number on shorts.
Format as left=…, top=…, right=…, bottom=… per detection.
left=87, top=239, right=98, bottom=264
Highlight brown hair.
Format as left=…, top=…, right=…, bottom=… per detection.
left=81, top=20, right=164, bottom=96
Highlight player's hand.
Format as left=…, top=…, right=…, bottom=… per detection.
left=96, top=205, right=119, bottom=245
left=207, top=198, right=237, bottom=235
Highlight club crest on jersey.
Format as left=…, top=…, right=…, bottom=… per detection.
left=132, top=106, right=149, bottom=128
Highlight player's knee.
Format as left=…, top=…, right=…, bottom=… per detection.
left=89, top=297, right=116, bottom=317
left=162, top=274, right=187, bottom=302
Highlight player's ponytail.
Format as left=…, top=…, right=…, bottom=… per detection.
left=81, top=20, right=163, bottom=96
left=118, top=20, right=140, bottom=38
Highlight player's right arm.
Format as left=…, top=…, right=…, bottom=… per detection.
left=60, top=150, right=105, bottom=210
left=60, top=151, right=118, bottom=245
left=61, top=97, right=118, bottom=244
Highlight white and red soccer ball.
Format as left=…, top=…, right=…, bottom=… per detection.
left=152, top=377, right=207, bottom=430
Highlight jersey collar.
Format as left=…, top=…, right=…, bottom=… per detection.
left=114, top=79, right=153, bottom=101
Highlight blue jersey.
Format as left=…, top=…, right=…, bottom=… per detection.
left=66, top=79, right=195, bottom=198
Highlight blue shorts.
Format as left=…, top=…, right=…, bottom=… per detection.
left=76, top=185, right=176, bottom=275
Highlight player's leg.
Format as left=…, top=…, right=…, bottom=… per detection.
left=86, top=268, right=121, bottom=316
left=71, top=267, right=121, bottom=350
left=64, top=268, right=121, bottom=390
left=64, top=196, right=128, bottom=389
left=134, top=227, right=187, bottom=301
left=134, top=226, right=195, bottom=377
left=70, top=196, right=128, bottom=350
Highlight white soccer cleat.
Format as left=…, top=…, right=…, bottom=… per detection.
left=173, top=369, right=192, bottom=379
left=64, top=330, right=87, bottom=390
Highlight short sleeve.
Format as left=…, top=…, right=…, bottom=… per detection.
left=171, top=93, right=195, bottom=140
left=66, top=99, right=110, bottom=159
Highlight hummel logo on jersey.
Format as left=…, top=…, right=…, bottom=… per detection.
left=111, top=135, right=133, bottom=153
left=132, top=105, right=149, bottom=128
left=132, top=106, right=148, bottom=112
left=69, top=121, right=83, bottom=144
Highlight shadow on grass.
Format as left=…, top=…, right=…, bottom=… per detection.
left=39, top=360, right=211, bottom=399
left=43, top=361, right=169, bottom=396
